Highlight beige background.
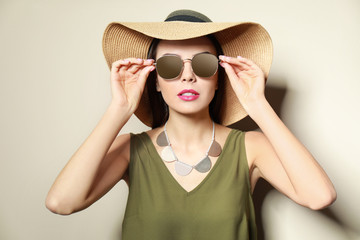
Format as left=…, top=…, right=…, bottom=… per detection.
left=0, top=0, right=359, bottom=239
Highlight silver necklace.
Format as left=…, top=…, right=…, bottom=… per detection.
left=156, top=121, right=222, bottom=176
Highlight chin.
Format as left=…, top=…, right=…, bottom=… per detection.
left=172, top=104, right=210, bottom=117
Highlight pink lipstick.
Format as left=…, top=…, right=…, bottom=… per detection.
left=177, top=89, right=200, bottom=101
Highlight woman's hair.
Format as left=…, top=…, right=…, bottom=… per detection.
left=146, top=35, right=225, bottom=129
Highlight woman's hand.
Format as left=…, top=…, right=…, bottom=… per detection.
left=110, top=58, right=155, bottom=112
left=219, top=56, right=266, bottom=113
left=220, top=56, right=336, bottom=210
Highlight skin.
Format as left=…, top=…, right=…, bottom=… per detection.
left=45, top=37, right=337, bottom=215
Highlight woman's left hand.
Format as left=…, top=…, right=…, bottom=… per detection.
left=219, top=56, right=266, bottom=112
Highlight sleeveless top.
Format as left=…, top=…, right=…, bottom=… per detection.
left=122, top=129, right=257, bottom=240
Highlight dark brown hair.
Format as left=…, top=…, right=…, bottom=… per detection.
left=146, top=35, right=225, bottom=129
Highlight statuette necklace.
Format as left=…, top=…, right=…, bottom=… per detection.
left=156, top=121, right=222, bottom=176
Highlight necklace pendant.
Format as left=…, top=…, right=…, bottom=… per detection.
left=175, top=161, right=193, bottom=176
left=208, top=140, right=222, bottom=157
left=156, top=131, right=168, bottom=147
left=161, top=146, right=177, bottom=162
left=194, top=156, right=212, bottom=173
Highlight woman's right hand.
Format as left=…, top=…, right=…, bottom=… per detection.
left=46, top=58, right=155, bottom=215
left=110, top=58, right=155, bottom=111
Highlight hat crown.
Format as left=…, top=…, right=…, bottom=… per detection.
left=165, top=9, right=212, bottom=23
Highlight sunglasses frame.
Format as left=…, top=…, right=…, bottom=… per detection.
left=153, top=52, right=220, bottom=80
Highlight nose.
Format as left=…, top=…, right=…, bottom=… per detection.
left=181, top=60, right=196, bottom=82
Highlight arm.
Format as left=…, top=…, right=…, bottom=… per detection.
left=220, top=56, right=336, bottom=210
left=45, top=58, right=155, bottom=215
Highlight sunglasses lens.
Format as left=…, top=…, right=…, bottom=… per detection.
left=156, top=55, right=183, bottom=79
left=192, top=53, right=219, bottom=77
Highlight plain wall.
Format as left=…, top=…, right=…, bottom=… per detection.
left=0, top=0, right=359, bottom=239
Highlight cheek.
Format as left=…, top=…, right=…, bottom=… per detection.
left=210, top=75, right=219, bottom=91
left=207, top=71, right=219, bottom=90
left=156, top=78, right=167, bottom=92
left=156, top=80, right=175, bottom=101
left=203, top=80, right=218, bottom=101
left=156, top=76, right=171, bottom=93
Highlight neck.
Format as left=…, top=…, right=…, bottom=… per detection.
left=165, top=111, right=214, bottom=147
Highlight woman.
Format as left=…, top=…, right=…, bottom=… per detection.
left=46, top=9, right=336, bottom=239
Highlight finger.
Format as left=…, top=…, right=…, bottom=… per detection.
left=123, top=59, right=154, bottom=73
left=219, top=55, right=250, bottom=71
left=137, top=65, right=156, bottom=87
left=127, top=63, right=145, bottom=74
left=236, top=56, right=255, bottom=67
left=143, top=59, right=155, bottom=66
left=238, top=56, right=261, bottom=72
left=118, top=60, right=134, bottom=80
left=111, top=59, right=130, bottom=72
left=111, top=60, right=130, bottom=82
left=130, top=58, right=155, bottom=66
left=219, top=61, right=239, bottom=82
left=124, top=58, right=144, bottom=66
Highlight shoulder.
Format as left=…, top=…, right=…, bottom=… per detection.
left=113, top=131, right=155, bottom=164
left=243, top=131, right=270, bottom=188
left=243, top=130, right=268, bottom=166
left=114, top=132, right=132, bottom=145
left=112, top=133, right=132, bottom=149
left=244, top=130, right=268, bottom=151
left=244, top=130, right=266, bottom=143
left=244, top=130, right=276, bottom=168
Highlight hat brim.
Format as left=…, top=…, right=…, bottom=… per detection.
left=102, top=21, right=273, bottom=127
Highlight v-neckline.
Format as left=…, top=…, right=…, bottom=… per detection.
left=143, top=129, right=235, bottom=196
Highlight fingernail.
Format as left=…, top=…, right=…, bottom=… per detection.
left=237, top=56, right=243, bottom=59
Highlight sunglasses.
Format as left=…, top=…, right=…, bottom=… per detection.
left=154, top=52, right=220, bottom=80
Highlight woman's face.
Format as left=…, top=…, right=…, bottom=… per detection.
left=155, top=37, right=218, bottom=118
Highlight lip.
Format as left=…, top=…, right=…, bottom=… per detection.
left=177, top=89, right=200, bottom=101
left=178, top=89, right=199, bottom=95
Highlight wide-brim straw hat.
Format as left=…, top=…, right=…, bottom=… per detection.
left=102, top=9, right=273, bottom=127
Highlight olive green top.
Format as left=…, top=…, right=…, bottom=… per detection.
left=122, top=129, right=257, bottom=240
